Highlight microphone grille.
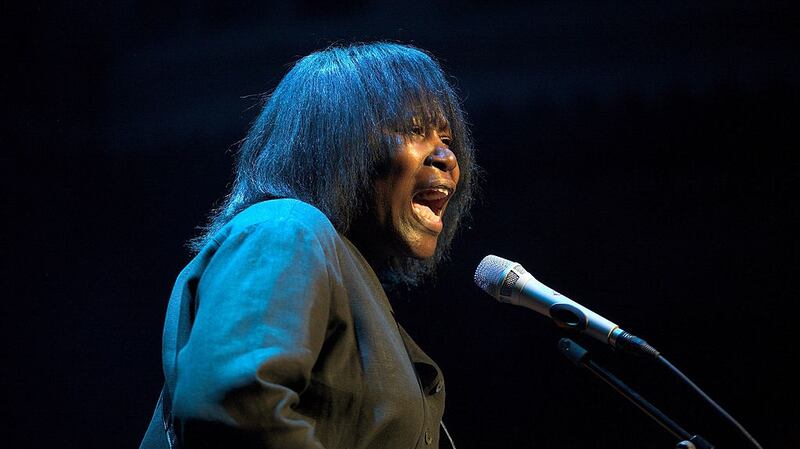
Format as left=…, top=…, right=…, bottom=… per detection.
left=474, top=255, right=515, bottom=295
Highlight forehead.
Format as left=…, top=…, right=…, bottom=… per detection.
left=408, top=109, right=451, bottom=130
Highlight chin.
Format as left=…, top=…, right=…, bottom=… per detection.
left=409, top=250, right=436, bottom=260
left=406, top=237, right=439, bottom=260
left=390, top=220, right=441, bottom=260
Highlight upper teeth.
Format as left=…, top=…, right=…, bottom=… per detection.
left=415, top=188, right=450, bottom=201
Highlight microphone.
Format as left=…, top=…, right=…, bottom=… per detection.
left=474, top=255, right=659, bottom=357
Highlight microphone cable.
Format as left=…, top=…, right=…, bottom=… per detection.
left=656, top=355, right=764, bottom=449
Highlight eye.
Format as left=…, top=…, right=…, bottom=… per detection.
left=439, top=134, right=452, bottom=146
left=410, top=125, right=426, bottom=137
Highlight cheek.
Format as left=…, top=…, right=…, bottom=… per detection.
left=387, top=159, right=418, bottom=203
left=370, top=178, right=393, bottom=225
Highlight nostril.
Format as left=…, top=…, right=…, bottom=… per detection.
left=426, top=147, right=458, bottom=172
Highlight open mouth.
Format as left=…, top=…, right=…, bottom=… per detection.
left=411, top=187, right=452, bottom=231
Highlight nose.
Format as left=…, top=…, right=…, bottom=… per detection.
left=425, top=145, right=458, bottom=173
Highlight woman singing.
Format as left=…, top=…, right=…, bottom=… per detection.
left=140, top=42, right=476, bottom=449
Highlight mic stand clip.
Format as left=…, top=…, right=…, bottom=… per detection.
left=558, top=338, right=713, bottom=449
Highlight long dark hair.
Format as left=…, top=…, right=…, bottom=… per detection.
left=192, top=42, right=477, bottom=285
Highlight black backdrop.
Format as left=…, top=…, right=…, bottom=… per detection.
left=7, top=1, right=798, bottom=448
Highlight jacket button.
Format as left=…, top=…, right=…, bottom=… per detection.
left=425, top=431, right=432, bottom=445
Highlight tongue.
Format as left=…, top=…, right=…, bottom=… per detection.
left=412, top=201, right=439, bottom=222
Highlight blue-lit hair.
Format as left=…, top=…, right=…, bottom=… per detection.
left=192, top=42, right=476, bottom=285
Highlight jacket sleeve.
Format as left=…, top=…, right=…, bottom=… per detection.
left=171, top=214, right=334, bottom=449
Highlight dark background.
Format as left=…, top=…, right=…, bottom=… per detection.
left=6, top=1, right=798, bottom=448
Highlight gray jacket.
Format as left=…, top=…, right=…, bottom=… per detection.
left=165, top=199, right=445, bottom=449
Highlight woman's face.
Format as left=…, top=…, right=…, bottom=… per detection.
left=364, top=123, right=460, bottom=261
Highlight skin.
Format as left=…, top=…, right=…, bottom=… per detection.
left=354, top=124, right=460, bottom=266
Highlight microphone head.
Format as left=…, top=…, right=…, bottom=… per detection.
left=474, top=255, right=516, bottom=297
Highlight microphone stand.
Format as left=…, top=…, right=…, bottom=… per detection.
left=558, top=338, right=714, bottom=449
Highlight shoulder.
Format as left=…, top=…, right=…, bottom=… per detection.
left=212, top=199, right=339, bottom=246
